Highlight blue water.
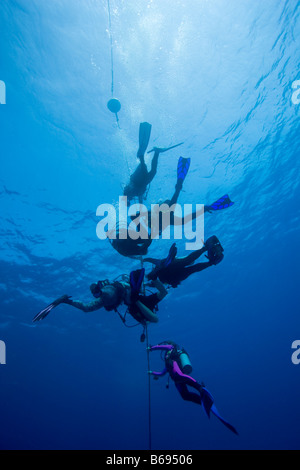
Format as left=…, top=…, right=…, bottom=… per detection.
left=1, top=0, right=300, bottom=450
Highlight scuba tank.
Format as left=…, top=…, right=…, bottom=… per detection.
left=160, top=341, right=193, bottom=375
left=178, top=349, right=193, bottom=374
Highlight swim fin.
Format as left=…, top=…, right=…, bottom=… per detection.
left=210, top=404, right=239, bottom=435
left=137, top=122, right=152, bottom=158
left=130, top=268, right=145, bottom=302
left=162, top=243, right=177, bottom=268
left=177, top=157, right=191, bottom=183
left=32, top=295, right=71, bottom=322
left=205, top=235, right=224, bottom=265
left=208, top=195, right=234, bottom=211
left=201, top=387, right=214, bottom=418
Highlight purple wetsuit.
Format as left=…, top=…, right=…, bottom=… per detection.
left=150, top=344, right=203, bottom=405
left=149, top=343, right=238, bottom=435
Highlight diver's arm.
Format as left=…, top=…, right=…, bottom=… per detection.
left=63, top=297, right=104, bottom=313
left=151, top=279, right=168, bottom=300
left=149, top=367, right=168, bottom=377
left=149, top=344, right=174, bottom=352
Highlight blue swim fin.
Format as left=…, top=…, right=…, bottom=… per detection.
left=162, top=243, right=177, bottom=268
left=137, top=122, right=152, bottom=158
left=201, top=387, right=214, bottom=418
left=130, top=268, right=145, bottom=301
left=210, top=404, right=239, bottom=435
left=208, top=195, right=234, bottom=211
left=177, top=157, right=191, bottom=183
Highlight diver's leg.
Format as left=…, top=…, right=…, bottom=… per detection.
left=172, top=363, right=204, bottom=402
left=146, top=149, right=160, bottom=184
left=175, top=383, right=202, bottom=405
left=168, top=180, right=183, bottom=207
left=176, top=246, right=207, bottom=267
left=167, top=247, right=207, bottom=272
left=173, top=263, right=212, bottom=283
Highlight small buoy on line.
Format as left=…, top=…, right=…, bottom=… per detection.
left=107, top=98, right=121, bottom=126
left=107, top=98, right=121, bottom=114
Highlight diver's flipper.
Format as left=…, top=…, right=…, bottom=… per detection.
left=32, top=304, right=55, bottom=322
left=208, top=195, right=234, bottom=211
left=137, top=122, right=152, bottom=158
left=162, top=243, right=177, bottom=268
left=32, top=295, right=70, bottom=323
left=201, top=387, right=214, bottom=418
left=205, top=235, right=224, bottom=265
left=177, top=157, right=191, bottom=183
left=147, top=142, right=184, bottom=154
left=210, top=404, right=239, bottom=435
left=130, top=268, right=145, bottom=301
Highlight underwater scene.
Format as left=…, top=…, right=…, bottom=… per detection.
left=0, top=0, right=300, bottom=451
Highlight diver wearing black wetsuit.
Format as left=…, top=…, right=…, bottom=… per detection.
left=145, top=236, right=224, bottom=288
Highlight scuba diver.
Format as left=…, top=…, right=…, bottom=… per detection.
left=113, top=161, right=234, bottom=258
left=110, top=156, right=191, bottom=258
left=32, top=269, right=167, bottom=326
left=123, top=122, right=184, bottom=203
left=144, top=235, right=224, bottom=288
left=148, top=341, right=238, bottom=435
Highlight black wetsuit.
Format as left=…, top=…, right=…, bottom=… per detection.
left=146, top=247, right=212, bottom=288
left=124, top=151, right=160, bottom=202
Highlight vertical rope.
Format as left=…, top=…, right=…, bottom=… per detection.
left=145, top=324, right=152, bottom=451
left=107, top=0, right=114, bottom=97
left=106, top=1, right=130, bottom=173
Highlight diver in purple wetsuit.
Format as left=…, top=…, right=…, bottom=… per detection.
left=148, top=341, right=238, bottom=435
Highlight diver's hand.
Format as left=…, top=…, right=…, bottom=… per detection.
left=148, top=370, right=153, bottom=374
